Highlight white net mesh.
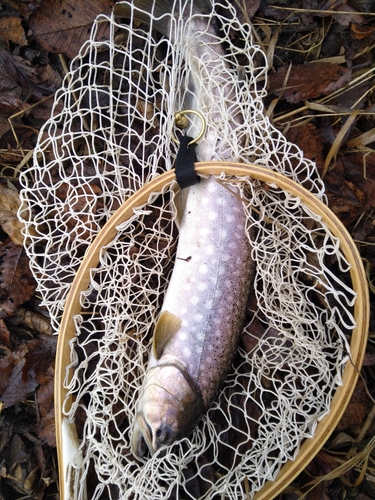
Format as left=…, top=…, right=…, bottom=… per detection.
left=18, top=1, right=356, bottom=499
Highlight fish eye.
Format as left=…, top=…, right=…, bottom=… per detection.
left=155, top=425, right=173, bottom=445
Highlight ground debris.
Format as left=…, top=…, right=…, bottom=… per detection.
left=0, top=0, right=374, bottom=499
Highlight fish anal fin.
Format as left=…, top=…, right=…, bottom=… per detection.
left=153, top=310, right=182, bottom=359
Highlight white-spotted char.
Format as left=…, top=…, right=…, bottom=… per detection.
left=114, top=0, right=255, bottom=457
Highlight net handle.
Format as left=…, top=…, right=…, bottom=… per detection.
left=55, top=161, right=369, bottom=500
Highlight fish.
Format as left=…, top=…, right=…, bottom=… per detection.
left=114, top=0, right=255, bottom=458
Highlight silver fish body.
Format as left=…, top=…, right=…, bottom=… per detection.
left=114, top=0, right=255, bottom=457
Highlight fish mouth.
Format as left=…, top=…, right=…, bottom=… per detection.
left=132, top=413, right=155, bottom=458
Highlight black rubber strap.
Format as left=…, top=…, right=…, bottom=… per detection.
left=174, top=135, right=200, bottom=189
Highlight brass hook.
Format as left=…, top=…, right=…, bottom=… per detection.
left=171, top=110, right=206, bottom=146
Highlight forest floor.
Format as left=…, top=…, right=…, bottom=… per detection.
left=0, top=0, right=374, bottom=499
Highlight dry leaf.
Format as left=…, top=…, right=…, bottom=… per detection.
left=285, top=123, right=326, bottom=174
left=0, top=318, right=10, bottom=346
left=269, top=63, right=352, bottom=103
left=6, top=0, right=43, bottom=18
left=0, top=336, right=56, bottom=408
left=0, top=16, right=27, bottom=46
left=35, top=375, right=56, bottom=446
left=0, top=240, right=36, bottom=319
left=29, top=0, right=114, bottom=58
left=0, top=182, right=25, bottom=246
left=0, top=48, right=57, bottom=115
left=336, top=380, right=373, bottom=435
left=6, top=307, right=52, bottom=335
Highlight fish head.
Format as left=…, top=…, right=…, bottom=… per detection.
left=132, top=363, right=204, bottom=458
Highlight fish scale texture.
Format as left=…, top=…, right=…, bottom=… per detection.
left=18, top=1, right=356, bottom=499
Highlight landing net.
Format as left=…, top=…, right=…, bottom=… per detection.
left=19, top=1, right=356, bottom=499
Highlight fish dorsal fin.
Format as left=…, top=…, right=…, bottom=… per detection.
left=153, top=310, right=182, bottom=359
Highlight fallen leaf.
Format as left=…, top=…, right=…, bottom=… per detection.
left=0, top=182, right=25, bottom=246
left=6, top=0, right=43, bottom=18
left=0, top=49, right=56, bottom=115
left=269, top=62, right=352, bottom=103
left=336, top=380, right=373, bottom=435
left=285, top=123, right=326, bottom=174
left=0, top=346, right=35, bottom=407
left=0, top=318, right=10, bottom=346
left=0, top=240, right=36, bottom=319
left=6, top=307, right=52, bottom=335
left=35, top=374, right=56, bottom=446
left=23, top=335, right=57, bottom=386
left=0, top=336, right=56, bottom=408
left=29, top=0, right=115, bottom=58
left=2, top=49, right=56, bottom=99
left=0, top=16, right=27, bottom=46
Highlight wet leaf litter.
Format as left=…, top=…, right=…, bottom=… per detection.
left=0, top=1, right=374, bottom=499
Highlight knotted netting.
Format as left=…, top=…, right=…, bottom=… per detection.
left=18, top=1, right=358, bottom=499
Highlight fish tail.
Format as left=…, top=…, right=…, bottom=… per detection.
left=114, top=0, right=212, bottom=36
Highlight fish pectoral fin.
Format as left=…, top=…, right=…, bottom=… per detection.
left=153, top=310, right=182, bottom=359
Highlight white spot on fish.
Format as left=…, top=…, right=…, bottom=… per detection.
left=190, top=295, right=199, bottom=305
left=208, top=211, right=218, bottom=221
left=179, top=331, right=188, bottom=341
left=199, top=264, right=208, bottom=274
left=194, top=313, right=204, bottom=322
left=198, top=282, right=208, bottom=291
left=183, top=347, right=191, bottom=357
left=199, top=227, right=210, bottom=237
left=205, top=245, right=214, bottom=255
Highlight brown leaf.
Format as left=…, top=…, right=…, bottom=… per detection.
left=0, top=347, right=36, bottom=407
left=0, top=348, right=19, bottom=395
left=6, top=0, right=43, bottom=18
left=6, top=307, right=52, bottom=335
left=285, top=123, right=326, bottom=174
left=23, top=335, right=57, bottom=386
left=0, top=182, right=25, bottom=245
left=0, top=336, right=56, bottom=408
left=330, top=1, right=364, bottom=26
left=351, top=22, right=375, bottom=40
left=2, top=50, right=55, bottom=99
left=29, top=0, right=114, bottom=58
left=269, top=63, right=352, bottom=103
left=0, top=16, right=27, bottom=46
left=0, top=240, right=36, bottom=319
left=35, top=375, right=56, bottom=446
left=0, top=49, right=57, bottom=115
left=336, top=380, right=373, bottom=435
left=0, top=318, right=10, bottom=346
